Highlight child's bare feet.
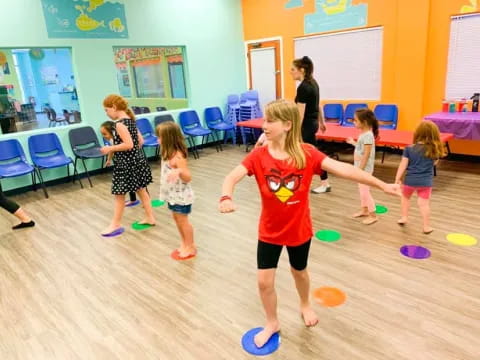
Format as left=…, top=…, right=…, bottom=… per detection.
left=397, top=217, right=408, bottom=225
left=362, top=215, right=378, bottom=225
left=301, top=306, right=319, bottom=327
left=254, top=321, right=280, bottom=348
left=138, top=218, right=155, bottom=226
left=101, top=224, right=121, bottom=235
left=353, top=211, right=369, bottom=218
left=423, top=227, right=434, bottom=234
left=178, top=245, right=197, bottom=258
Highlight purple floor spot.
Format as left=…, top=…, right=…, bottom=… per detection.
left=400, top=245, right=431, bottom=259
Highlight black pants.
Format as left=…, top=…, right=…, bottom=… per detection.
left=302, top=125, right=328, bottom=181
left=257, top=239, right=311, bottom=271
left=0, top=190, right=20, bottom=214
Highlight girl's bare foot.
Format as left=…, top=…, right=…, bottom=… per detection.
left=352, top=211, right=369, bottom=218
left=101, top=224, right=121, bottom=235
left=397, top=217, right=408, bottom=225
left=178, top=245, right=197, bottom=258
left=423, top=227, right=434, bottom=234
left=301, top=306, right=319, bottom=327
left=362, top=215, right=378, bottom=225
left=254, top=321, right=280, bottom=348
left=138, top=218, right=155, bottom=226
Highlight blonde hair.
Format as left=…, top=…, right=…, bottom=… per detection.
left=103, top=94, right=136, bottom=121
left=156, top=121, right=188, bottom=160
left=264, top=99, right=306, bottom=169
left=413, top=120, right=446, bottom=159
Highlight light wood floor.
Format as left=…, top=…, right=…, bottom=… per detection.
left=1, top=146, right=479, bottom=360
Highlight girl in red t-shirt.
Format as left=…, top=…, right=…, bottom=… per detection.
left=219, top=100, right=400, bottom=349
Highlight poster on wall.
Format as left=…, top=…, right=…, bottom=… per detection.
left=41, top=0, right=129, bottom=38
left=303, top=0, right=368, bottom=34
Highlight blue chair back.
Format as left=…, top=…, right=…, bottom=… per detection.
left=156, top=106, right=167, bottom=112
left=69, top=126, right=100, bottom=151
left=28, top=133, right=65, bottom=162
left=246, top=90, right=259, bottom=103
left=179, top=110, right=202, bottom=131
left=227, top=94, right=239, bottom=105
left=154, top=114, right=174, bottom=127
left=141, top=106, right=151, bottom=114
left=205, top=107, right=225, bottom=127
left=374, top=104, right=398, bottom=130
left=136, top=118, right=154, bottom=137
left=323, top=104, right=343, bottom=123
left=0, top=139, right=27, bottom=163
left=342, top=103, right=368, bottom=126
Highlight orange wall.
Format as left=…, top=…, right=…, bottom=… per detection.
left=242, top=0, right=480, bottom=155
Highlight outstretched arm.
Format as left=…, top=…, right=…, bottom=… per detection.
left=219, top=165, right=248, bottom=213
left=322, top=157, right=400, bottom=196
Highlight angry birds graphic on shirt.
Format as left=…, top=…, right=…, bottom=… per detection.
left=265, top=169, right=303, bottom=203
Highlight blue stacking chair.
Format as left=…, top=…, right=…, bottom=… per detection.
left=374, top=104, right=398, bottom=130
left=69, top=126, right=105, bottom=187
left=204, top=106, right=235, bottom=151
left=179, top=110, right=217, bottom=159
left=156, top=106, right=167, bottom=112
left=28, top=133, right=82, bottom=198
left=323, top=104, right=343, bottom=124
left=342, top=103, right=368, bottom=126
left=0, top=139, right=47, bottom=198
left=154, top=114, right=174, bottom=127
left=136, top=118, right=160, bottom=159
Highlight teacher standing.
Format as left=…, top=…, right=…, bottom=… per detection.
left=291, top=56, right=331, bottom=193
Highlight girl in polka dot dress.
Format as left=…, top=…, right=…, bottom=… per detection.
left=100, top=94, right=155, bottom=235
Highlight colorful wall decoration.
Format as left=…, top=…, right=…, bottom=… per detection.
left=285, top=0, right=304, bottom=9
left=41, top=0, right=128, bottom=38
left=460, top=0, right=478, bottom=13
left=304, top=0, right=368, bottom=34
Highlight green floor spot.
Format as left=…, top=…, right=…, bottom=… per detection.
left=132, top=222, right=155, bottom=231
left=375, top=204, right=388, bottom=214
left=151, top=200, right=165, bottom=208
left=315, top=230, right=341, bottom=242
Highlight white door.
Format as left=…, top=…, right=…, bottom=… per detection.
left=250, top=47, right=276, bottom=110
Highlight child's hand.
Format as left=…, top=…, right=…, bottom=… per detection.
left=105, top=159, right=111, bottom=167
left=100, top=146, right=111, bottom=155
left=346, top=137, right=355, bottom=145
left=382, top=183, right=401, bottom=196
left=395, top=178, right=402, bottom=185
left=167, top=169, right=180, bottom=183
left=219, top=199, right=235, bottom=213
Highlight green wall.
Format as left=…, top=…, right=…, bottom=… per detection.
left=0, top=0, right=246, bottom=191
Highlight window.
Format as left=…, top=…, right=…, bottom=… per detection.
left=133, top=58, right=165, bottom=98
left=112, top=47, right=189, bottom=108
left=445, top=14, right=480, bottom=99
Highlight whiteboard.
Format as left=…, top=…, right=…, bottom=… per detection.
left=294, top=27, right=383, bottom=100
left=445, top=13, right=480, bottom=99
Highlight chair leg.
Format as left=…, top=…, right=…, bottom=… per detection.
left=211, top=132, right=220, bottom=152
left=81, top=158, right=93, bottom=187
left=382, top=147, right=386, bottom=163
left=218, top=131, right=224, bottom=151
left=187, top=137, right=198, bottom=159
left=434, top=165, right=437, bottom=177
left=36, top=168, right=49, bottom=198
left=31, top=171, right=37, bottom=192
left=71, top=162, right=84, bottom=189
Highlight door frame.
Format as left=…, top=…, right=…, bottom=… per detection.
left=244, top=36, right=284, bottom=99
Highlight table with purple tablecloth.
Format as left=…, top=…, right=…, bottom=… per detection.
left=424, top=112, right=480, bottom=140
